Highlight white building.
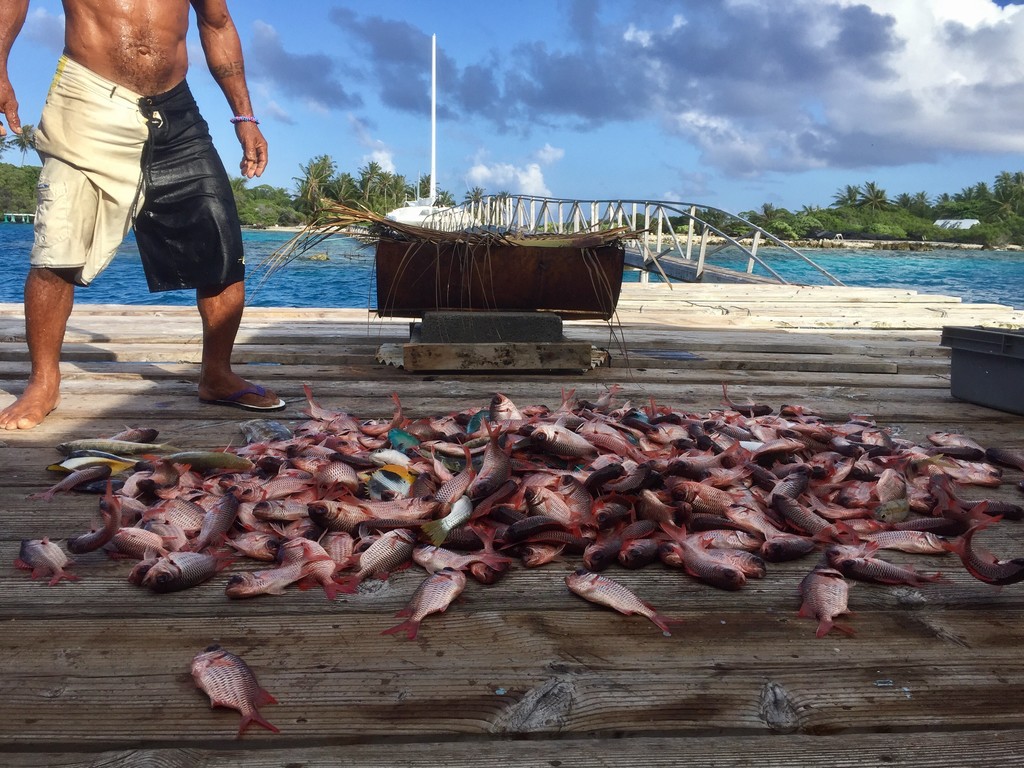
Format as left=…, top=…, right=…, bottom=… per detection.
left=934, top=219, right=981, bottom=229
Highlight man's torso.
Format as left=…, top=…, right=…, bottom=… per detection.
left=62, top=0, right=193, bottom=95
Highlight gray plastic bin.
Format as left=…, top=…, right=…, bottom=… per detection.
left=939, top=326, right=1024, bottom=415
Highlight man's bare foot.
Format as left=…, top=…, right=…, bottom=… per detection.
left=197, top=375, right=285, bottom=412
left=0, top=382, right=60, bottom=430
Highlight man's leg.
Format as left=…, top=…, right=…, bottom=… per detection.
left=195, top=280, right=282, bottom=408
left=0, top=267, right=75, bottom=430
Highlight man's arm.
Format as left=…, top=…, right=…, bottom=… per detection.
left=0, top=0, right=29, bottom=137
left=191, top=0, right=267, bottom=178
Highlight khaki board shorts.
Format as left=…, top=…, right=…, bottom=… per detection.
left=31, top=56, right=148, bottom=285
left=31, top=56, right=245, bottom=292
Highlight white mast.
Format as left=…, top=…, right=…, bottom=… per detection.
left=429, top=33, right=437, bottom=205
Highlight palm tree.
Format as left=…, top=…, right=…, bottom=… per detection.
left=857, top=181, right=891, bottom=211
left=293, top=154, right=337, bottom=215
left=832, top=184, right=861, bottom=208
left=13, top=124, right=35, bottom=165
left=982, top=186, right=1022, bottom=221
left=325, top=171, right=359, bottom=206
left=357, top=161, right=384, bottom=205
left=910, top=191, right=932, bottom=218
left=416, top=173, right=433, bottom=201
left=0, top=134, right=13, bottom=162
left=993, top=171, right=1024, bottom=212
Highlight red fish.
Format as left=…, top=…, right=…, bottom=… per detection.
left=798, top=567, right=855, bottom=638
left=944, top=523, right=1024, bottom=585
left=191, top=645, right=279, bottom=736
left=565, top=569, right=677, bottom=636
left=381, top=567, right=467, bottom=639
left=67, top=483, right=122, bottom=554
left=16, top=538, right=78, bottom=585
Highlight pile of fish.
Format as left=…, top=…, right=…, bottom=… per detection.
left=16, top=384, right=1024, bottom=642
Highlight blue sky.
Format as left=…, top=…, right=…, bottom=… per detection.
left=7, top=0, right=1024, bottom=214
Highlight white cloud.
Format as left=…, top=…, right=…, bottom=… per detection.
left=535, top=143, right=564, bottom=164
left=623, top=23, right=653, bottom=48
left=650, top=0, right=1024, bottom=172
left=465, top=160, right=551, bottom=196
left=464, top=143, right=565, bottom=195
left=346, top=115, right=396, bottom=172
left=822, top=0, right=1024, bottom=154
left=364, top=148, right=396, bottom=173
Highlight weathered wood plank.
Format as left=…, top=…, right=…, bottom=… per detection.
left=1, top=611, right=1023, bottom=745
left=1, top=288, right=1023, bottom=764
left=6, top=732, right=1024, bottom=768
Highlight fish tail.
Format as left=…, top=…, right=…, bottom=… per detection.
left=300, top=575, right=340, bottom=601
left=381, top=619, right=419, bottom=640
left=818, top=620, right=856, bottom=638
left=333, top=575, right=360, bottom=594
left=237, top=711, right=281, bottom=737
left=420, top=518, right=448, bottom=546
left=48, top=570, right=79, bottom=586
left=652, top=613, right=678, bottom=637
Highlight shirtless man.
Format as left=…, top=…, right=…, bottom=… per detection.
left=0, top=0, right=284, bottom=430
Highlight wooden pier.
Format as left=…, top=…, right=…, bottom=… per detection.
left=1, top=283, right=1023, bottom=766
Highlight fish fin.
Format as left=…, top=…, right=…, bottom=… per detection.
left=237, top=711, right=281, bottom=737
left=317, top=579, right=340, bottom=601
left=47, top=570, right=79, bottom=586
left=333, top=575, right=360, bottom=594
left=253, top=687, right=278, bottom=707
left=652, top=614, right=680, bottom=636
left=420, top=518, right=448, bottom=546
left=381, top=619, right=419, bottom=640
left=818, top=620, right=856, bottom=638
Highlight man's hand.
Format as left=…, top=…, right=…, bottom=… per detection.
left=234, top=121, right=267, bottom=179
left=0, top=76, right=22, bottom=137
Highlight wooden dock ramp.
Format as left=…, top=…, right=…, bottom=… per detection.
left=1, top=283, right=1022, bottom=766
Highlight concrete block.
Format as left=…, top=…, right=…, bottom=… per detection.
left=418, top=311, right=563, bottom=343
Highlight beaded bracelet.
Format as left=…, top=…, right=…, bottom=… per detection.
left=230, top=115, right=260, bottom=125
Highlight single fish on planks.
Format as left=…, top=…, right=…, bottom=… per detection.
left=381, top=567, right=467, bottom=640
left=15, top=538, right=78, bottom=585
left=565, top=569, right=677, bottom=636
left=190, top=645, right=280, bottom=736
left=797, top=566, right=855, bottom=639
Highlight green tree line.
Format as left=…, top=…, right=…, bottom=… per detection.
left=738, top=173, right=1024, bottom=247
left=6, top=131, right=1024, bottom=245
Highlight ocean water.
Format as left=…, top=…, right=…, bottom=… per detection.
left=0, top=223, right=1021, bottom=309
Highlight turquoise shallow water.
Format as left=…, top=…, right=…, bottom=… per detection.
left=0, top=224, right=1021, bottom=309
